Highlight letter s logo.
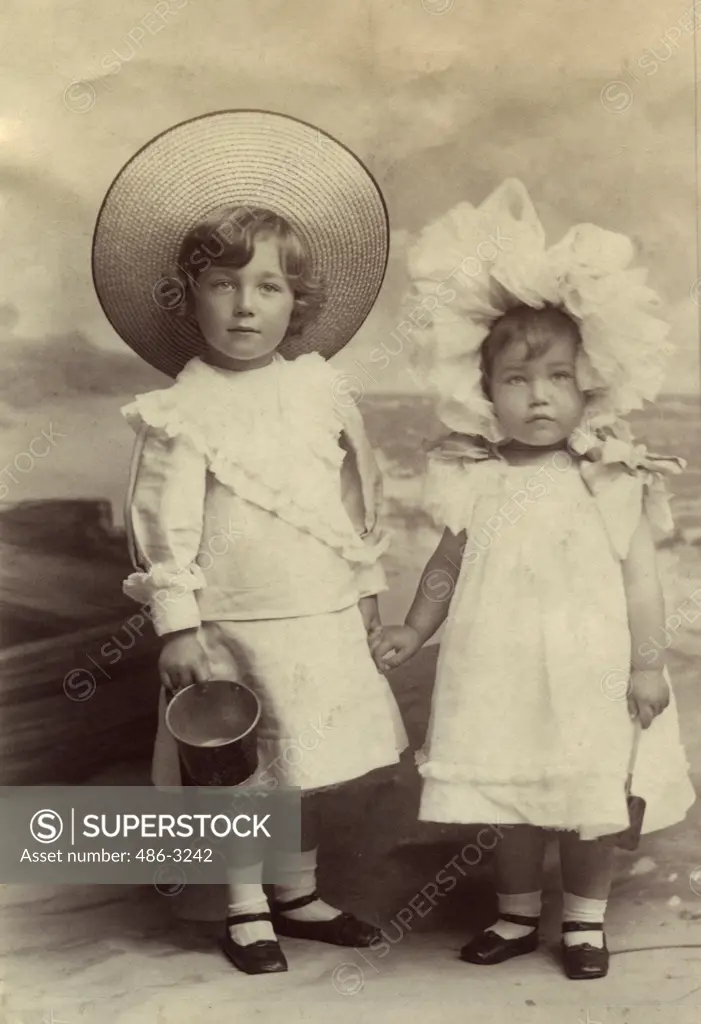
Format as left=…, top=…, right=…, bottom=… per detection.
left=30, top=809, right=64, bottom=843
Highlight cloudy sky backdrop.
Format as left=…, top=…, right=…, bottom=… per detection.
left=0, top=0, right=698, bottom=509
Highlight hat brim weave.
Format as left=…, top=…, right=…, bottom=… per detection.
left=92, top=109, right=389, bottom=377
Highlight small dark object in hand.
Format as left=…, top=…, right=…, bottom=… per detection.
left=614, top=793, right=646, bottom=850
left=613, top=722, right=645, bottom=850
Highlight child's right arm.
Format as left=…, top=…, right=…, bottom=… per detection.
left=124, top=426, right=211, bottom=694
left=371, top=526, right=465, bottom=669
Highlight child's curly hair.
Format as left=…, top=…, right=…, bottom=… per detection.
left=175, top=205, right=326, bottom=338
left=479, top=304, right=582, bottom=399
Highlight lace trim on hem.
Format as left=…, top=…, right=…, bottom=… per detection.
left=415, top=751, right=627, bottom=786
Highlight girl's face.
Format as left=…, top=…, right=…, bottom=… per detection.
left=193, top=235, right=295, bottom=365
left=490, top=333, right=585, bottom=446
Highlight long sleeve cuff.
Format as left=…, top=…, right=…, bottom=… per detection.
left=149, top=589, right=202, bottom=636
left=123, top=565, right=205, bottom=637
left=354, top=558, right=388, bottom=599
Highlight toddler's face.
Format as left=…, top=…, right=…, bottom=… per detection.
left=490, top=334, right=585, bottom=446
left=193, top=235, right=295, bottom=364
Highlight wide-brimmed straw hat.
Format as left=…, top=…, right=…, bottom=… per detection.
left=92, top=110, right=389, bottom=377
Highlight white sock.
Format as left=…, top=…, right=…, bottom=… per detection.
left=273, top=848, right=340, bottom=923
left=226, top=864, right=276, bottom=946
left=488, top=891, right=542, bottom=940
left=562, top=892, right=607, bottom=949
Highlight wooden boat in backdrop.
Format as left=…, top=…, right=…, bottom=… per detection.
left=0, top=500, right=161, bottom=784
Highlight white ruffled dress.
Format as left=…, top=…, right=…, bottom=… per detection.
left=121, top=352, right=407, bottom=791
left=418, top=438, right=695, bottom=839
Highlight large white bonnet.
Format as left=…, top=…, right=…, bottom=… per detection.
left=404, top=179, right=672, bottom=441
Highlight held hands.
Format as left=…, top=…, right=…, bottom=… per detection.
left=158, top=628, right=210, bottom=696
left=357, top=593, right=422, bottom=669
left=627, top=668, right=670, bottom=729
left=370, top=625, right=422, bottom=671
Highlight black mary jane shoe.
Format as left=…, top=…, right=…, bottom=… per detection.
left=221, top=911, right=288, bottom=975
left=271, top=890, right=381, bottom=948
left=459, top=912, right=540, bottom=965
left=561, top=922, right=609, bottom=980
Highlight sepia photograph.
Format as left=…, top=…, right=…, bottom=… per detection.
left=0, top=2, right=700, bottom=1021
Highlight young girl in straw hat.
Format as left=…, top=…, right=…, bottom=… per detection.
left=93, top=110, right=407, bottom=976
left=372, top=179, right=695, bottom=980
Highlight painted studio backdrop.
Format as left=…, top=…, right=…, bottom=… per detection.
left=1, top=0, right=700, bottom=1016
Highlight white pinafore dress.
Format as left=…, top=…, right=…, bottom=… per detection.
left=417, top=437, right=695, bottom=839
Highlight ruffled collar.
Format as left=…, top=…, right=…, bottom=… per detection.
left=122, top=352, right=387, bottom=564
left=181, top=352, right=282, bottom=390
left=426, top=417, right=685, bottom=479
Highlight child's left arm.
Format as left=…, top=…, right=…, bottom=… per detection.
left=357, top=595, right=381, bottom=635
left=621, top=512, right=670, bottom=728
left=339, top=425, right=386, bottom=636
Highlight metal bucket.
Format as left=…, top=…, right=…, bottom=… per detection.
left=165, top=679, right=261, bottom=786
